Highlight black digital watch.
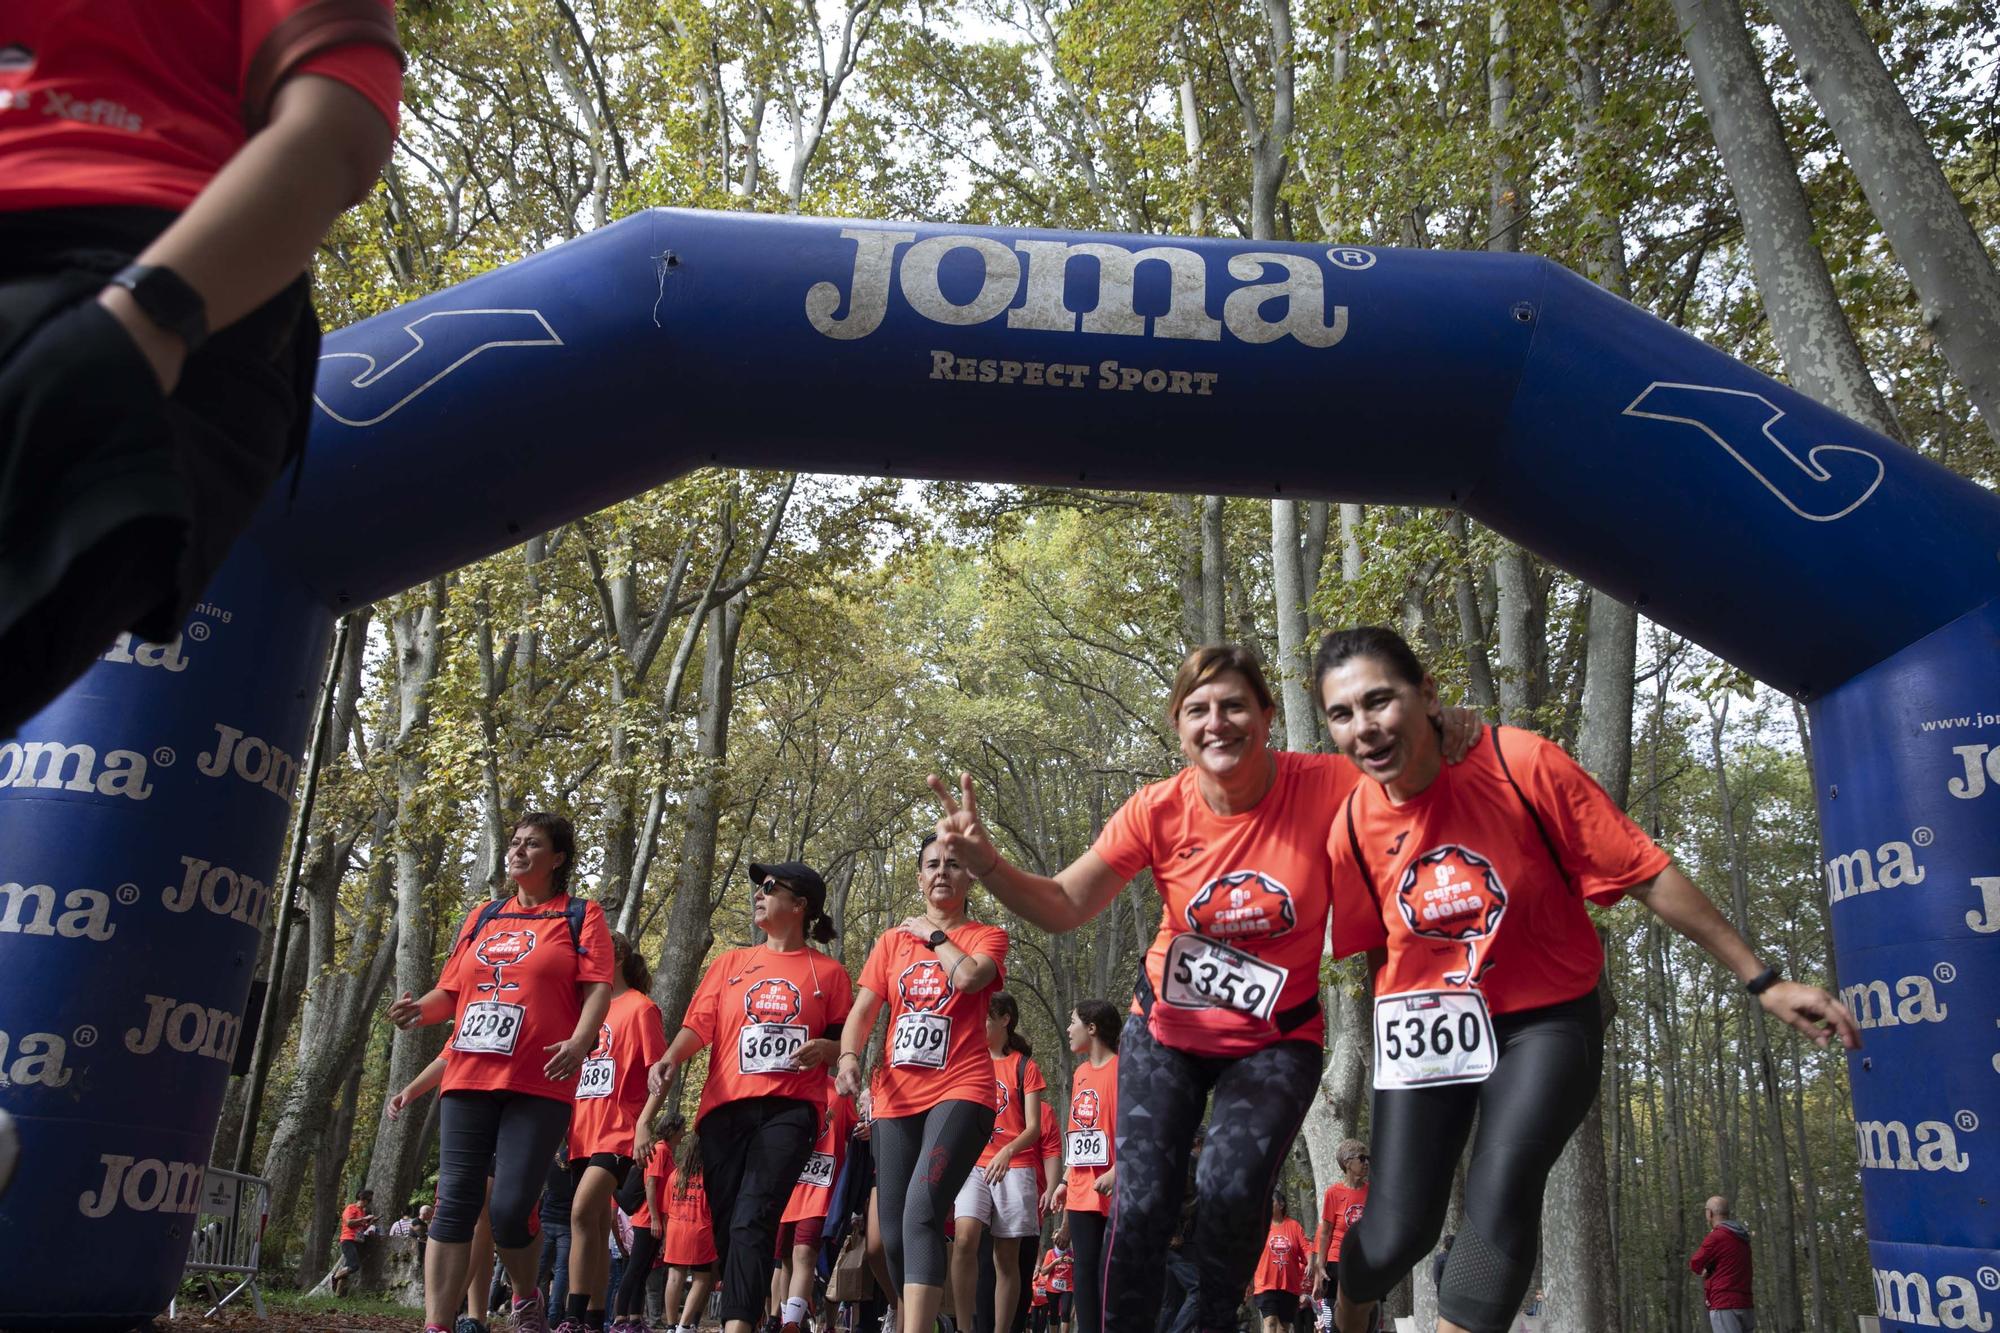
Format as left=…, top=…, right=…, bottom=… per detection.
left=107, top=263, right=209, bottom=353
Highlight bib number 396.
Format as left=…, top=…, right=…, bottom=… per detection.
left=1162, top=933, right=1286, bottom=1022
left=1066, top=1128, right=1109, bottom=1168
left=739, top=1023, right=808, bottom=1075
left=456, top=1001, right=525, bottom=1056
left=890, top=1012, right=951, bottom=1069
left=1372, top=990, right=1496, bottom=1090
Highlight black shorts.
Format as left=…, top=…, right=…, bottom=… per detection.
left=340, top=1239, right=362, bottom=1271
left=1255, top=1292, right=1299, bottom=1323
left=571, top=1151, right=636, bottom=1183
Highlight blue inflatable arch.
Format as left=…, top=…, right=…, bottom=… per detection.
left=3, top=209, right=1996, bottom=1327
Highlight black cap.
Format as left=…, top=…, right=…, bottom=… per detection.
left=749, top=860, right=833, bottom=939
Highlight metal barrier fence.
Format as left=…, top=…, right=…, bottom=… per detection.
left=170, top=1166, right=269, bottom=1319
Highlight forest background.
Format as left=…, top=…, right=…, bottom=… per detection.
left=218, top=0, right=2000, bottom=1329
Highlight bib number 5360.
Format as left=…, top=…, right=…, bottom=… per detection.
left=1372, top=990, right=1496, bottom=1090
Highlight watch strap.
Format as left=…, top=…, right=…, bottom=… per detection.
left=109, top=264, right=209, bottom=352
left=927, top=929, right=949, bottom=949
left=1744, top=966, right=1780, bottom=995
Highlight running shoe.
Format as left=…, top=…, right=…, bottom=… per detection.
left=512, top=1290, right=552, bottom=1333
left=551, top=1320, right=586, bottom=1333
left=878, top=1311, right=896, bottom=1333
left=455, top=1319, right=490, bottom=1333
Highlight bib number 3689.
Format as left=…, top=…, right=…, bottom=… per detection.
left=1372, top=990, right=1496, bottom=1090
left=456, top=1001, right=525, bottom=1056
left=575, top=1056, right=616, bottom=1099
left=1162, top=933, right=1286, bottom=1022
left=890, top=1012, right=951, bottom=1068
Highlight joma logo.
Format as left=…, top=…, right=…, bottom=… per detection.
left=1839, top=973, right=1948, bottom=1030
left=1853, top=1118, right=1971, bottom=1173
left=1872, top=1268, right=1992, bottom=1330
left=1824, top=839, right=1924, bottom=904
left=0, top=740, right=153, bottom=801
left=807, top=229, right=1348, bottom=348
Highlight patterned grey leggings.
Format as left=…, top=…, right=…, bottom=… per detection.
left=872, top=1097, right=997, bottom=1290
left=1102, top=1022, right=1322, bottom=1333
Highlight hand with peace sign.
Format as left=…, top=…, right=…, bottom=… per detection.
left=927, top=772, right=1002, bottom=879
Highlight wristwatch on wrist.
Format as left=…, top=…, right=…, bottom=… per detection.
left=927, top=929, right=949, bottom=949
left=1744, top=966, right=1781, bottom=995
left=106, top=263, right=209, bottom=352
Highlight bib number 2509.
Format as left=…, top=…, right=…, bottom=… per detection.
left=890, top=1012, right=951, bottom=1069
left=1372, top=990, right=1496, bottom=1090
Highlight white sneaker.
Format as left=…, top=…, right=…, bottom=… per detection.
left=878, top=1311, right=897, bottom=1333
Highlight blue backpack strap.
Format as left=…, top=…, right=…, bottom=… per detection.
left=566, top=897, right=589, bottom=954
left=450, top=897, right=509, bottom=957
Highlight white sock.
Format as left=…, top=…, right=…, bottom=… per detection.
left=782, top=1299, right=810, bottom=1328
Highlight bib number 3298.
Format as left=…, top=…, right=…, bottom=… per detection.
left=739, top=1023, right=808, bottom=1075
left=1162, top=933, right=1286, bottom=1022
left=890, top=1012, right=951, bottom=1068
left=456, top=1001, right=525, bottom=1056
left=1372, top=990, right=1496, bottom=1090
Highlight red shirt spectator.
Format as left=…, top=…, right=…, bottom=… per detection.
left=1688, top=1218, right=1754, bottom=1311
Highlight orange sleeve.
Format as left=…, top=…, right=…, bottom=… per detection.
left=826, top=959, right=855, bottom=1029
left=636, top=998, right=669, bottom=1067
left=1024, top=1058, right=1047, bottom=1095
left=1327, top=793, right=1390, bottom=959
left=436, top=913, right=478, bottom=995
left=683, top=957, right=724, bottom=1046
left=577, top=902, right=616, bottom=984
left=239, top=0, right=404, bottom=131
left=973, top=924, right=1009, bottom=985
left=1520, top=734, right=1672, bottom=905
left=1090, top=788, right=1155, bottom=882
left=859, top=932, right=893, bottom=998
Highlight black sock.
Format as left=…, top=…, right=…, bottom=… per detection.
left=569, top=1293, right=593, bottom=1320
left=584, top=1311, right=606, bottom=1330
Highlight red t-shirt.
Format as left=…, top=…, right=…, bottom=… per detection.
left=339, top=1201, right=368, bottom=1242
left=1688, top=1223, right=1754, bottom=1310
left=683, top=944, right=854, bottom=1127
left=567, top=986, right=668, bottom=1161
left=629, top=1140, right=672, bottom=1231
left=978, top=1049, right=1049, bottom=1169
left=1, top=0, right=404, bottom=214
left=439, top=893, right=616, bottom=1102
left=782, top=1076, right=860, bottom=1224
left=1094, top=751, right=1356, bottom=1055
left=1039, top=1246, right=1073, bottom=1293
left=1328, top=728, right=1670, bottom=1015
left=1063, top=1054, right=1117, bottom=1213
left=1313, top=1181, right=1368, bottom=1263
left=1253, top=1217, right=1308, bottom=1294
left=662, top=1168, right=716, bottom=1267
left=858, top=922, right=1009, bottom=1120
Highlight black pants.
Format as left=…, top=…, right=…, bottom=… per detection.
left=701, top=1096, right=819, bottom=1324
left=0, top=206, right=317, bottom=736
left=618, top=1228, right=663, bottom=1318
left=1105, top=1022, right=1321, bottom=1333
left=434, top=1090, right=574, bottom=1248
left=1339, top=993, right=1602, bottom=1333
left=1069, top=1212, right=1108, bottom=1333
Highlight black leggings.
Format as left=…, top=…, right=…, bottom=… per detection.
left=1068, top=1211, right=1107, bottom=1333
left=617, top=1228, right=662, bottom=1317
left=872, top=1098, right=996, bottom=1290
left=1338, top=992, right=1602, bottom=1333
left=1104, top=1021, right=1322, bottom=1333
left=700, top=1096, right=820, bottom=1324
left=433, top=1090, right=574, bottom=1247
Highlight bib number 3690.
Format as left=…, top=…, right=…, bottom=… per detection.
left=890, top=1012, right=951, bottom=1068
left=1162, top=933, right=1286, bottom=1022
left=739, top=1023, right=808, bottom=1075
left=456, top=1001, right=525, bottom=1056
left=1372, top=990, right=1496, bottom=1090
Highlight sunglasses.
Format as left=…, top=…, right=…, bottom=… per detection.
left=755, top=877, right=800, bottom=898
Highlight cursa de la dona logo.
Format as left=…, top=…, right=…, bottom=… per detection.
left=1396, top=846, right=1507, bottom=986
left=475, top=929, right=537, bottom=993
left=899, top=959, right=952, bottom=1013
left=1071, top=1087, right=1102, bottom=1130
left=746, top=977, right=804, bottom=1024
left=1185, top=870, right=1296, bottom=941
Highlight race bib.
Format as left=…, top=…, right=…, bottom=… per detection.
left=1371, top=990, right=1497, bottom=1090
left=456, top=1001, right=525, bottom=1056
left=1161, top=933, right=1286, bottom=1021
left=797, top=1152, right=836, bottom=1189
left=739, top=1023, right=808, bottom=1075
left=889, top=1011, right=951, bottom=1068
left=1065, top=1128, right=1110, bottom=1168
left=575, top=1056, right=616, bottom=1099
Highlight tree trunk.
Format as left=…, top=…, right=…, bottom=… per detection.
left=1200, top=496, right=1226, bottom=642
left=302, top=1056, right=366, bottom=1284
left=1271, top=499, right=1318, bottom=752
left=1339, top=505, right=1363, bottom=582
left=1492, top=547, right=1541, bottom=724
left=1175, top=496, right=1205, bottom=650
left=651, top=591, right=748, bottom=1054
left=1761, top=0, right=2000, bottom=444
left=1667, top=0, right=1902, bottom=437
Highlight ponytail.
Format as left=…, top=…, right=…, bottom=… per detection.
left=612, top=930, right=652, bottom=992
left=990, top=990, right=1032, bottom=1057
left=673, top=1131, right=703, bottom=1195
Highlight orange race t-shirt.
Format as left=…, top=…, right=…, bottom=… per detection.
left=1254, top=1217, right=1309, bottom=1295
left=858, top=922, right=1009, bottom=1120
left=978, top=1049, right=1049, bottom=1169
left=630, top=1140, right=672, bottom=1231
left=1313, top=1181, right=1368, bottom=1263
left=782, top=1076, right=860, bottom=1224
left=1, top=0, right=404, bottom=214
left=1039, top=1097, right=1060, bottom=1165
left=1094, top=751, right=1356, bottom=1056
left=568, top=985, right=668, bottom=1161
left=439, top=893, right=615, bottom=1102
left=1329, top=727, right=1670, bottom=1015
left=339, top=1202, right=367, bottom=1242
left=663, top=1169, right=716, bottom=1267
left=683, top=944, right=853, bottom=1127
left=1063, top=1054, right=1117, bottom=1213
left=1039, top=1246, right=1073, bottom=1293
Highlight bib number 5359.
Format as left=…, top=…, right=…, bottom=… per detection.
left=1372, top=990, right=1496, bottom=1090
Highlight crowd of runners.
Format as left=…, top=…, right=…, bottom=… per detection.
left=367, top=629, right=1858, bottom=1333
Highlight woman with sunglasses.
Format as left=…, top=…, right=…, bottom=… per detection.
left=1307, top=1140, right=1369, bottom=1328
left=647, top=861, right=851, bottom=1333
